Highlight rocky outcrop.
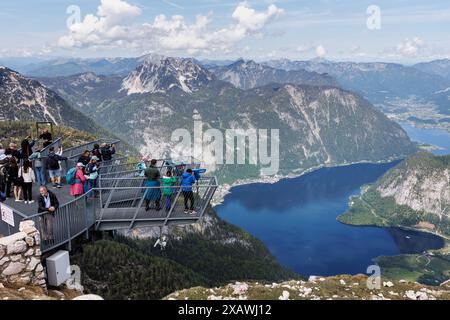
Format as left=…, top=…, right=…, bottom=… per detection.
left=376, top=153, right=450, bottom=219
left=165, top=275, right=450, bottom=300
left=0, top=221, right=46, bottom=288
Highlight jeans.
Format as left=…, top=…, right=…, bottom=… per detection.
left=35, top=166, right=46, bottom=186
left=23, top=182, right=33, bottom=201
left=165, top=194, right=173, bottom=211
left=183, top=191, right=194, bottom=210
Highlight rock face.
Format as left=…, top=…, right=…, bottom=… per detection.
left=0, top=221, right=46, bottom=288
left=121, top=57, right=214, bottom=95
left=376, top=153, right=450, bottom=220
left=340, top=152, right=450, bottom=238
left=0, top=66, right=106, bottom=132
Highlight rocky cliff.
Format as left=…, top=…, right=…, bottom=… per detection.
left=339, top=152, right=450, bottom=237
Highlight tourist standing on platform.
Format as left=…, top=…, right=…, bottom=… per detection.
left=162, top=170, right=177, bottom=212
left=37, top=186, right=59, bottom=243
left=29, top=148, right=46, bottom=186
left=136, top=155, right=149, bottom=177
left=19, top=159, right=35, bottom=204
left=5, top=143, right=21, bottom=160
left=100, top=143, right=115, bottom=162
left=3, top=157, right=21, bottom=201
left=181, top=169, right=197, bottom=215
left=39, top=128, right=53, bottom=148
left=91, top=144, right=102, bottom=163
left=20, top=135, right=35, bottom=159
left=144, top=159, right=161, bottom=211
left=70, top=163, right=86, bottom=197
left=77, top=150, right=91, bottom=166
left=85, top=156, right=99, bottom=192
left=46, top=147, right=67, bottom=188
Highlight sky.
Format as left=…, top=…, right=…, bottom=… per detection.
left=0, top=0, right=449, bottom=63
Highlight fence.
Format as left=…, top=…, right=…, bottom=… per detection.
left=62, top=139, right=121, bottom=160
left=95, top=176, right=218, bottom=230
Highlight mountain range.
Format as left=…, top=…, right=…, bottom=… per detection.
left=209, top=59, right=338, bottom=90
left=36, top=56, right=417, bottom=183
left=264, top=59, right=450, bottom=116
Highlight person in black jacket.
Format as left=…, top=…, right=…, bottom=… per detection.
left=91, top=144, right=102, bottom=163
left=46, top=147, right=68, bottom=188
left=20, top=135, right=35, bottom=159
left=39, top=128, right=53, bottom=148
left=37, top=186, right=59, bottom=242
left=100, top=143, right=115, bottom=162
left=77, top=150, right=91, bottom=166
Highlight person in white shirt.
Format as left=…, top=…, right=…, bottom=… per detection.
left=19, top=159, right=36, bottom=204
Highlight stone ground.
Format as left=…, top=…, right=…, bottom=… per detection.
left=165, top=274, right=450, bottom=300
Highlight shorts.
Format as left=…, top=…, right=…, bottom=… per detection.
left=48, top=169, right=61, bottom=179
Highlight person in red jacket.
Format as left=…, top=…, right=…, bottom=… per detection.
left=70, top=163, right=86, bottom=197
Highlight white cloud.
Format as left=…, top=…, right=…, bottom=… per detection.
left=58, top=0, right=284, bottom=55
left=395, top=37, right=424, bottom=56
left=315, top=45, right=326, bottom=58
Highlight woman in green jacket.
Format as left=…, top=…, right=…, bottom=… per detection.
left=162, top=170, right=177, bottom=212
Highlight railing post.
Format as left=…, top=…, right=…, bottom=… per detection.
left=164, top=187, right=182, bottom=226
left=65, top=208, right=72, bottom=252
left=84, top=193, right=89, bottom=239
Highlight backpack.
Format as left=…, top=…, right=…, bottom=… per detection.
left=46, top=154, right=59, bottom=169
left=66, top=167, right=77, bottom=185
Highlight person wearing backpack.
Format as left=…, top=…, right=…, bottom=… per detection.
left=19, top=160, right=35, bottom=204
left=3, top=157, right=20, bottom=201
left=46, top=147, right=68, bottom=188
left=29, top=148, right=46, bottom=186
left=69, top=163, right=86, bottom=197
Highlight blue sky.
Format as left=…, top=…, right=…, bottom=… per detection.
left=1, top=0, right=449, bottom=62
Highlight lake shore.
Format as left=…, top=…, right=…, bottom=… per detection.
left=211, top=156, right=406, bottom=207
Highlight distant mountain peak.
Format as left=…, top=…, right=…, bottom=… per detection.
left=120, top=57, right=214, bottom=95
left=213, top=58, right=338, bottom=90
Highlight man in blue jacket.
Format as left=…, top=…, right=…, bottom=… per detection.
left=181, top=169, right=196, bottom=214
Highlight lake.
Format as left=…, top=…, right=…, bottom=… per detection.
left=215, top=124, right=449, bottom=276
left=400, top=122, right=450, bottom=155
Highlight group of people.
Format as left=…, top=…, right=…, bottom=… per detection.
left=68, top=143, right=115, bottom=197
left=142, top=158, right=200, bottom=215
left=0, top=129, right=53, bottom=204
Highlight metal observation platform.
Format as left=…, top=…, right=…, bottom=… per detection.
left=0, top=138, right=218, bottom=253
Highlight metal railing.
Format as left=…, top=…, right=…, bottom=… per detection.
left=1, top=138, right=218, bottom=254
left=19, top=176, right=217, bottom=252
left=95, top=176, right=218, bottom=230
left=62, top=139, right=121, bottom=159
left=25, top=191, right=98, bottom=252
left=0, top=206, right=29, bottom=237
left=99, top=162, right=201, bottom=179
